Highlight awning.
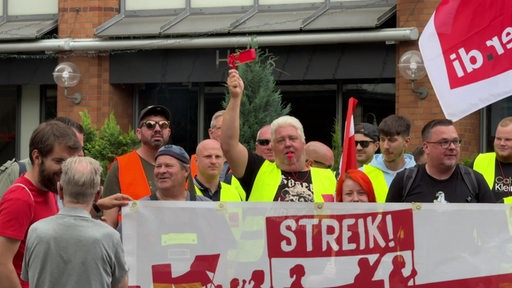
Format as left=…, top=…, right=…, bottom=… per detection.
left=95, top=3, right=396, bottom=38
left=0, top=18, right=57, bottom=41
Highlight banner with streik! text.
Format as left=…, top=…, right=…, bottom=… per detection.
left=123, top=201, right=512, bottom=288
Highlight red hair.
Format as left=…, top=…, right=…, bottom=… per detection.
left=336, top=169, right=376, bottom=202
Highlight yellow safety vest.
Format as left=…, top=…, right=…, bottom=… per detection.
left=195, top=182, right=242, bottom=201
left=473, top=152, right=496, bottom=189
left=363, top=164, right=388, bottom=203
left=474, top=152, right=512, bottom=203
left=249, top=161, right=335, bottom=202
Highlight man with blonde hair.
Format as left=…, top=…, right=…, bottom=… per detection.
left=221, top=69, right=335, bottom=202
left=22, top=157, right=128, bottom=288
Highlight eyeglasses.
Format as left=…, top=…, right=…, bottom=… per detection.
left=355, top=140, right=375, bottom=149
left=426, top=139, right=462, bottom=149
left=140, top=120, right=170, bottom=130
left=256, top=139, right=271, bottom=146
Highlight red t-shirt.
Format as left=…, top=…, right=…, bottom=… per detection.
left=0, top=175, right=58, bottom=287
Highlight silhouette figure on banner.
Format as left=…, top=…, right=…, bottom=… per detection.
left=328, top=248, right=387, bottom=288
left=227, top=269, right=265, bottom=288
left=289, top=264, right=306, bottom=288
left=151, top=254, right=221, bottom=287
left=247, top=269, right=265, bottom=288
left=388, top=255, right=417, bottom=287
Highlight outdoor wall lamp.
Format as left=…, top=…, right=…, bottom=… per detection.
left=53, top=62, right=82, bottom=104
left=398, top=50, right=429, bottom=100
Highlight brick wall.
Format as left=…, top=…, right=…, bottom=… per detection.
left=397, top=0, right=481, bottom=161
left=57, top=0, right=133, bottom=131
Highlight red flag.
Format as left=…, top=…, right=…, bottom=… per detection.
left=337, top=97, right=358, bottom=200
left=419, top=0, right=512, bottom=121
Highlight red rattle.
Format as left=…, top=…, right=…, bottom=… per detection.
left=228, top=48, right=256, bottom=69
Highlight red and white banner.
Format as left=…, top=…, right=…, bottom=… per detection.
left=123, top=202, right=512, bottom=288
left=419, top=0, right=512, bottom=121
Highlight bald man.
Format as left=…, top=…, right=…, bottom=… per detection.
left=305, top=141, right=334, bottom=169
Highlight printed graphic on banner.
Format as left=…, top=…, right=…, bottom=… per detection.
left=123, top=202, right=512, bottom=288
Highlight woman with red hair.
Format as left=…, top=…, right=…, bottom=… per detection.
left=336, top=169, right=376, bottom=202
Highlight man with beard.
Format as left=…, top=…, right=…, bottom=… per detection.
left=102, top=105, right=171, bottom=228
left=0, top=116, right=85, bottom=197
left=0, top=120, right=82, bottom=288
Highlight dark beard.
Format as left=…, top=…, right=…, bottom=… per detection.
left=38, top=158, right=59, bottom=193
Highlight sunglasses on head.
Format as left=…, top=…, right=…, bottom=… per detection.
left=355, top=140, right=374, bottom=148
left=256, top=139, right=271, bottom=146
left=140, top=120, right=170, bottom=130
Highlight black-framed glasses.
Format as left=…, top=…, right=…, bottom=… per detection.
left=256, top=139, right=271, bottom=146
left=426, top=139, right=462, bottom=149
left=140, top=120, right=170, bottom=130
left=355, top=140, right=374, bottom=148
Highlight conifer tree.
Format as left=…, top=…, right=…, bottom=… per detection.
left=224, top=42, right=291, bottom=151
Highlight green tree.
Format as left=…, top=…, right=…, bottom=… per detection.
left=331, top=118, right=342, bottom=175
left=224, top=41, right=291, bottom=151
left=80, top=111, right=139, bottom=181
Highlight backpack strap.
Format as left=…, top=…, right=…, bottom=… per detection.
left=402, top=166, right=419, bottom=202
left=17, top=161, right=27, bottom=177
left=459, top=164, right=478, bottom=202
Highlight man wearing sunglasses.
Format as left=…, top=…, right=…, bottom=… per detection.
left=102, top=105, right=171, bottom=228
left=354, top=122, right=380, bottom=168
left=255, top=125, right=274, bottom=162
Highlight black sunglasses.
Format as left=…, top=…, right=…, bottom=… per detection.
left=256, top=139, right=271, bottom=146
left=140, top=120, right=170, bottom=130
left=355, top=140, right=374, bottom=149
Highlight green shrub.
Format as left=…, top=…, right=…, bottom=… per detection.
left=80, top=111, right=139, bottom=182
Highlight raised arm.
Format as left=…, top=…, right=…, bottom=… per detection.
left=221, top=69, right=249, bottom=178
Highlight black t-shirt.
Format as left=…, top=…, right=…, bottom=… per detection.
left=386, top=164, right=496, bottom=203
left=492, top=160, right=512, bottom=201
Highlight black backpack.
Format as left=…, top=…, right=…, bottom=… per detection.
left=402, top=164, right=478, bottom=202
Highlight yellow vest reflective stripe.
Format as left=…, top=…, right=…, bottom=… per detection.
left=363, top=164, right=388, bottom=203
left=195, top=182, right=242, bottom=201
left=249, top=161, right=335, bottom=202
left=473, top=152, right=496, bottom=189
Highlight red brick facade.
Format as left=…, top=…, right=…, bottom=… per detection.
left=57, top=0, right=133, bottom=131
left=397, top=0, right=480, bottom=160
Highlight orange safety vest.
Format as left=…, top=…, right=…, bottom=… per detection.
left=117, top=150, right=152, bottom=200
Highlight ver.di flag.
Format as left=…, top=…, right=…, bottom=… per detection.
left=338, top=97, right=358, bottom=181
left=419, top=0, right=512, bottom=121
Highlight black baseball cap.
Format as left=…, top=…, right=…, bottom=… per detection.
left=355, top=123, right=379, bottom=141
left=138, top=105, right=171, bottom=123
